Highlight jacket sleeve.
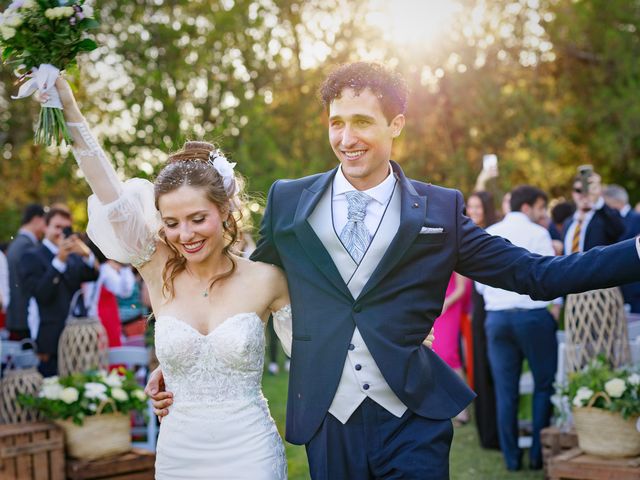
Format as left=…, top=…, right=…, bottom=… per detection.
left=250, top=181, right=283, bottom=268
left=19, top=250, right=65, bottom=306
left=599, top=203, right=625, bottom=244
left=453, top=190, right=640, bottom=300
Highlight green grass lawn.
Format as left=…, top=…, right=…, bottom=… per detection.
left=262, top=366, right=544, bottom=480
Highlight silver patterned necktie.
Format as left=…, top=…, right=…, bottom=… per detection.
left=340, top=190, right=373, bottom=263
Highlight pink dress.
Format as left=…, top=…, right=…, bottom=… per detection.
left=432, top=275, right=465, bottom=369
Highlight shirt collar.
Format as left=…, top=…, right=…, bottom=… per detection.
left=332, top=163, right=396, bottom=205
left=504, top=211, right=533, bottom=224
left=42, top=238, right=59, bottom=255
left=18, top=228, right=38, bottom=244
left=621, top=204, right=631, bottom=217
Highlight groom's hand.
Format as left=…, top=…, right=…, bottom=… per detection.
left=423, top=327, right=435, bottom=349
left=145, top=367, right=173, bottom=421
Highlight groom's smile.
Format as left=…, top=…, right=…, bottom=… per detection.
left=328, top=87, right=404, bottom=191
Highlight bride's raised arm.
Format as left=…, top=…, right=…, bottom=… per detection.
left=55, top=77, right=160, bottom=270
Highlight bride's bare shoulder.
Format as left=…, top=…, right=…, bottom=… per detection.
left=241, top=257, right=286, bottom=283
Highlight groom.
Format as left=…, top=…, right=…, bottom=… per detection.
left=151, top=62, right=640, bottom=479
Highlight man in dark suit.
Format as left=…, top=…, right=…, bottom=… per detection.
left=563, top=174, right=625, bottom=254
left=151, top=62, right=640, bottom=479
left=20, top=207, right=98, bottom=376
left=6, top=204, right=46, bottom=340
left=604, top=185, right=640, bottom=312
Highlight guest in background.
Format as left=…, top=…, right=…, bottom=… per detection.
left=465, top=190, right=500, bottom=450
left=6, top=204, right=46, bottom=340
left=19, top=207, right=99, bottom=376
left=432, top=272, right=471, bottom=424
left=603, top=185, right=640, bottom=312
left=477, top=185, right=557, bottom=471
left=84, top=238, right=135, bottom=347
left=548, top=201, right=575, bottom=255
left=117, top=271, right=150, bottom=339
left=563, top=172, right=624, bottom=254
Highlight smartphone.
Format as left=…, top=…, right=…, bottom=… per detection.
left=483, top=154, right=498, bottom=171
left=577, top=164, right=593, bottom=194
left=62, top=226, right=74, bottom=238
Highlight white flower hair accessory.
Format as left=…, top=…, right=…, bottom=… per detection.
left=208, top=149, right=237, bottom=197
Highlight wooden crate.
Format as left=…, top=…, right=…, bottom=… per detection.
left=66, top=449, right=154, bottom=480
left=541, top=426, right=579, bottom=478
left=0, top=422, right=65, bottom=480
left=548, top=448, right=640, bottom=480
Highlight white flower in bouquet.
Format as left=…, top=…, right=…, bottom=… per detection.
left=132, top=389, right=147, bottom=402
left=44, top=6, right=74, bottom=20
left=0, top=26, right=16, bottom=39
left=604, top=378, right=626, bottom=398
left=21, top=0, right=37, bottom=9
left=3, top=12, right=23, bottom=27
left=84, top=382, right=108, bottom=400
left=111, top=388, right=128, bottom=402
left=60, top=387, right=79, bottom=404
left=572, top=386, right=594, bottom=407
left=628, top=373, right=640, bottom=386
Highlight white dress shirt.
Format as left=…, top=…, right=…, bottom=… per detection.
left=477, top=212, right=555, bottom=311
left=0, top=250, right=9, bottom=313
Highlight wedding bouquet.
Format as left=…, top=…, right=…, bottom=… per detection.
left=0, top=0, right=99, bottom=145
left=19, top=367, right=147, bottom=425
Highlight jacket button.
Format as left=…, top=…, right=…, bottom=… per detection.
left=363, top=383, right=370, bottom=390
left=355, top=364, right=362, bottom=371
left=348, top=343, right=355, bottom=351
left=353, top=304, right=362, bottom=313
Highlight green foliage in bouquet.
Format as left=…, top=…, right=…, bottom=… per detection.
left=0, top=0, right=98, bottom=71
left=19, top=368, right=148, bottom=426
left=563, top=356, right=640, bottom=420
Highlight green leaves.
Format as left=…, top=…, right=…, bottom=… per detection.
left=75, top=38, right=97, bottom=52
left=78, top=18, right=100, bottom=30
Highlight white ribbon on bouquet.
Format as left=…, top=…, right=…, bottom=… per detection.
left=11, top=63, right=63, bottom=109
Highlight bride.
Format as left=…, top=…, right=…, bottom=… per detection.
left=53, top=77, right=290, bottom=479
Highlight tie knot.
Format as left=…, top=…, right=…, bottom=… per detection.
left=345, top=191, right=372, bottom=222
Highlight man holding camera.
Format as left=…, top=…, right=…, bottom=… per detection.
left=19, top=207, right=99, bottom=377
left=563, top=168, right=625, bottom=254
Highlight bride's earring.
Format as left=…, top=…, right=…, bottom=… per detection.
left=222, top=220, right=229, bottom=229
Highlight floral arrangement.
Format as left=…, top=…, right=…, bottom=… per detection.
left=563, top=357, right=640, bottom=420
left=0, top=0, right=99, bottom=145
left=20, top=368, right=147, bottom=425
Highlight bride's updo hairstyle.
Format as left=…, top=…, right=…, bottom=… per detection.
left=154, top=140, right=246, bottom=298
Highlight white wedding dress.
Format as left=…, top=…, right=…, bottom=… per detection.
left=67, top=122, right=291, bottom=480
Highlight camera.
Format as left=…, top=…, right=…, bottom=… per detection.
left=577, top=164, right=593, bottom=195
left=62, top=226, right=74, bottom=238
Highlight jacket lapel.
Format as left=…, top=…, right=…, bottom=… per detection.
left=293, top=168, right=353, bottom=300
left=358, top=162, right=427, bottom=300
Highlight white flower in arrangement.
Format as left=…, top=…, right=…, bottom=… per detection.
left=111, top=388, right=128, bottom=402
left=60, top=387, right=80, bottom=404
left=103, top=372, right=123, bottom=388
left=132, top=389, right=147, bottom=402
left=40, top=381, right=65, bottom=400
left=604, top=378, right=626, bottom=398
left=572, top=386, right=594, bottom=407
left=82, top=3, right=94, bottom=19
left=628, top=373, right=640, bottom=386
left=21, top=0, right=36, bottom=9
left=88, top=403, right=97, bottom=412
left=84, top=382, right=108, bottom=400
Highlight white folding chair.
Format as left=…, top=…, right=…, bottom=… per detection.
left=108, top=346, right=157, bottom=452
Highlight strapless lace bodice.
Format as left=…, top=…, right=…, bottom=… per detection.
left=155, top=313, right=266, bottom=405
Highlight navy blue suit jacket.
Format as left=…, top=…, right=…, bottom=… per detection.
left=252, top=162, right=640, bottom=445
left=19, top=245, right=98, bottom=355
left=621, top=211, right=640, bottom=312
left=563, top=204, right=624, bottom=252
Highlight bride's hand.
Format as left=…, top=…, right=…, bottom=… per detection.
left=52, top=77, right=83, bottom=122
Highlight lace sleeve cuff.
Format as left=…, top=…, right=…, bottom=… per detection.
left=272, top=304, right=292, bottom=358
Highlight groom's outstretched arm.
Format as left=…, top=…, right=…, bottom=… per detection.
left=251, top=181, right=284, bottom=268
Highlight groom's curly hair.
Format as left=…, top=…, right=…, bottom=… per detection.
left=319, top=62, right=408, bottom=124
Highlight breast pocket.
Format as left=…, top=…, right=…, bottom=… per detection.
left=413, top=232, right=447, bottom=246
